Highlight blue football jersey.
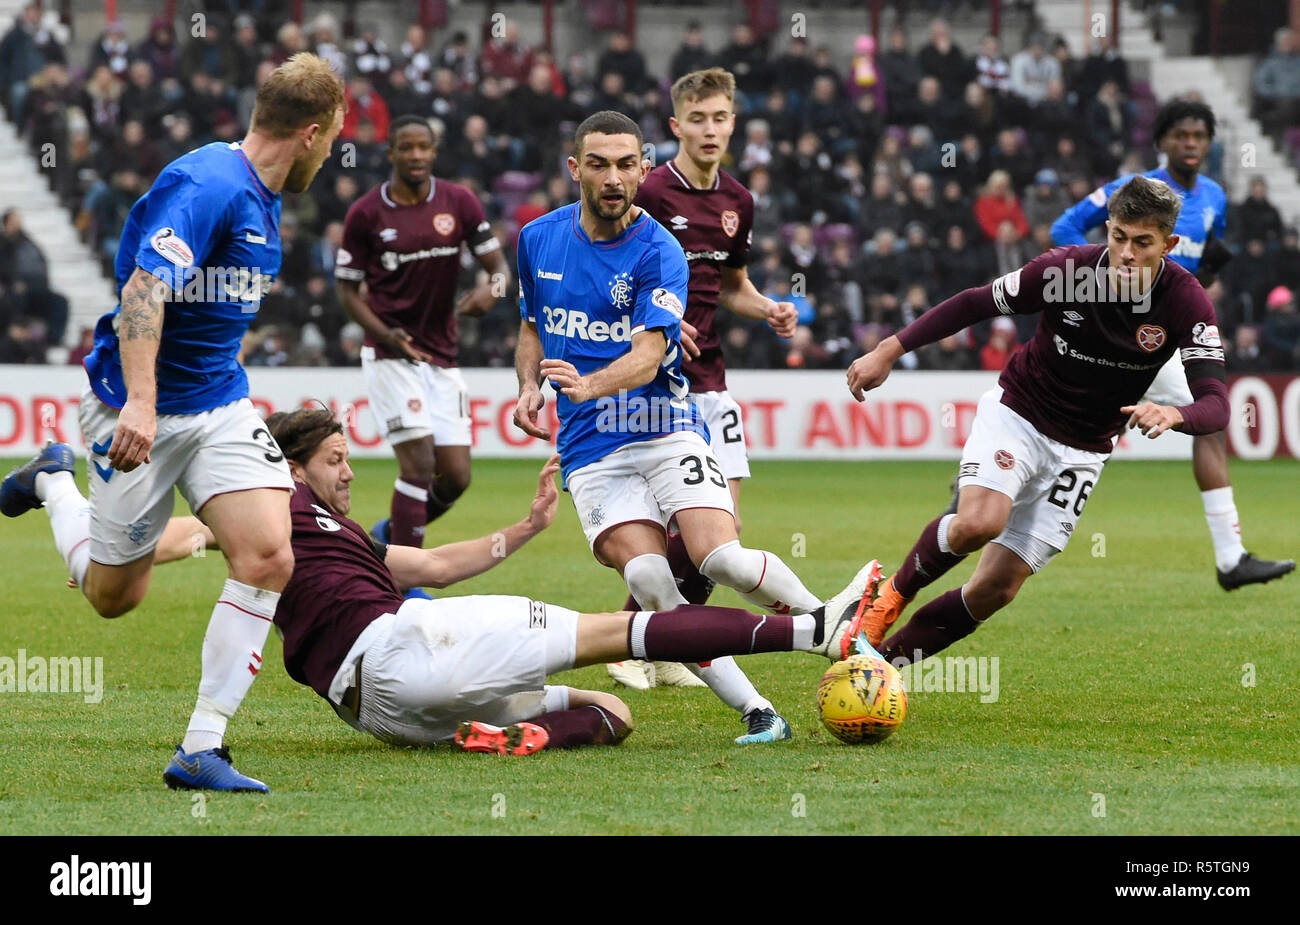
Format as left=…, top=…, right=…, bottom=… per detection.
left=1050, top=167, right=1227, bottom=272
left=517, top=203, right=707, bottom=484
left=85, top=142, right=282, bottom=413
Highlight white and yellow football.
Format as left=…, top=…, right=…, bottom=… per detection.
left=816, top=654, right=907, bottom=744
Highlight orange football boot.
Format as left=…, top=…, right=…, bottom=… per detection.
left=842, top=574, right=915, bottom=657
left=455, top=721, right=549, bottom=756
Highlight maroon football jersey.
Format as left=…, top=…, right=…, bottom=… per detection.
left=335, top=178, right=499, bottom=367
left=635, top=161, right=753, bottom=392
left=990, top=245, right=1223, bottom=452
left=276, top=483, right=403, bottom=698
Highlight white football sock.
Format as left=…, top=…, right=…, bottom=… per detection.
left=686, top=658, right=771, bottom=717
left=699, top=540, right=822, bottom=614
left=181, top=578, right=278, bottom=754
left=623, top=553, right=687, bottom=610
left=41, top=471, right=91, bottom=587
left=792, top=613, right=817, bottom=651
left=1202, top=487, right=1246, bottom=571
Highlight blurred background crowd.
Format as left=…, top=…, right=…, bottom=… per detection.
left=2, top=0, right=1299, bottom=373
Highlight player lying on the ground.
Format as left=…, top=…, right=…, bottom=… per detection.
left=147, top=406, right=873, bottom=758
left=1051, top=98, right=1292, bottom=590
left=843, top=175, right=1231, bottom=666
left=513, top=110, right=843, bottom=745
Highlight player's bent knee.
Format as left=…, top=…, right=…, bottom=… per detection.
left=948, top=516, right=1004, bottom=553
left=439, top=468, right=471, bottom=499
left=229, top=546, right=295, bottom=590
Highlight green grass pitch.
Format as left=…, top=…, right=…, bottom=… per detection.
left=0, top=456, right=1296, bottom=835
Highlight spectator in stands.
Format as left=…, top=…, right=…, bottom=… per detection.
left=771, top=35, right=815, bottom=102
left=899, top=282, right=931, bottom=329
left=400, top=24, right=435, bottom=94
left=438, top=30, right=480, bottom=91
left=804, top=75, right=852, bottom=154
left=0, top=318, right=46, bottom=363
left=904, top=172, right=942, bottom=236
left=939, top=179, right=979, bottom=242
left=848, top=90, right=884, bottom=166
left=308, top=13, right=348, bottom=76
left=1, top=3, right=63, bottom=121
left=879, top=24, right=921, bottom=122
left=1233, top=176, right=1284, bottom=246
left=784, top=131, right=839, bottom=222
left=980, top=316, right=1020, bottom=370
left=1277, top=227, right=1300, bottom=289
left=109, top=118, right=162, bottom=182
left=351, top=22, right=392, bottom=86
left=1078, top=34, right=1129, bottom=103
left=919, top=333, right=976, bottom=370
left=310, top=222, right=344, bottom=278
left=479, top=19, right=533, bottom=91
left=953, top=132, right=986, bottom=192
left=444, top=113, right=506, bottom=186
left=1031, top=79, right=1075, bottom=154
left=958, top=80, right=1001, bottom=149
left=898, top=221, right=937, bottom=283
left=918, top=18, right=970, bottom=98
left=120, top=58, right=169, bottom=136
left=1227, top=325, right=1268, bottom=374
left=938, top=224, right=990, bottom=296
left=847, top=35, right=885, bottom=111
left=1252, top=28, right=1300, bottom=144
left=719, top=23, right=769, bottom=105
left=1023, top=168, right=1070, bottom=230
left=1262, top=285, right=1299, bottom=366
left=1224, top=238, right=1278, bottom=322
left=670, top=21, right=712, bottom=81
left=337, top=322, right=365, bottom=367
left=911, top=75, right=959, bottom=143
left=748, top=166, right=781, bottom=240
left=89, top=20, right=132, bottom=78
left=860, top=229, right=902, bottom=324
left=277, top=212, right=312, bottom=291
left=136, top=15, right=179, bottom=82
left=1086, top=79, right=1130, bottom=176
left=785, top=325, right=834, bottom=369
left=25, top=62, right=75, bottom=158
left=1048, top=134, right=1090, bottom=185
left=81, top=64, right=123, bottom=150
left=271, top=21, right=306, bottom=66
left=1010, top=33, right=1060, bottom=106
left=598, top=31, right=647, bottom=94
left=859, top=171, right=904, bottom=237
left=509, top=63, right=570, bottom=171
left=0, top=208, right=67, bottom=345
left=180, top=16, right=234, bottom=85
left=230, top=14, right=264, bottom=90
left=975, top=34, right=1010, bottom=94
left=990, top=128, right=1036, bottom=192
left=992, top=218, right=1033, bottom=277
left=974, top=170, right=1029, bottom=242
left=739, top=118, right=774, bottom=175
left=821, top=238, right=863, bottom=324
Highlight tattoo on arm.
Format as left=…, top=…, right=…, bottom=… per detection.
left=120, top=271, right=168, bottom=341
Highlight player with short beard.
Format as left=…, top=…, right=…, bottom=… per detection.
left=513, top=111, right=872, bottom=744
left=335, top=115, right=511, bottom=551
left=845, top=176, right=1231, bottom=663
left=1, top=54, right=345, bottom=791
left=144, top=407, right=875, bottom=754
left=606, top=67, right=800, bottom=691
left=1051, top=99, right=1292, bottom=590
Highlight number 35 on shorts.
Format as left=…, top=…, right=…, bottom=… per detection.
left=679, top=454, right=725, bottom=488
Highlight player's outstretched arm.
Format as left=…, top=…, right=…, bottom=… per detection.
left=540, top=329, right=667, bottom=404
left=384, top=455, right=560, bottom=590
left=152, top=516, right=220, bottom=565
left=513, top=319, right=551, bottom=439
left=109, top=267, right=170, bottom=472
left=335, top=278, right=433, bottom=364
left=719, top=266, right=798, bottom=338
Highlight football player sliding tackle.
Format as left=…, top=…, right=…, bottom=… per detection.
left=147, top=407, right=872, bottom=755
left=513, top=110, right=878, bottom=745
left=844, top=175, right=1232, bottom=665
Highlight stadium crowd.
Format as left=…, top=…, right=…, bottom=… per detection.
left=2, top=2, right=1300, bottom=372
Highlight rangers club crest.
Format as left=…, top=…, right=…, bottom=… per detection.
left=433, top=213, right=456, bottom=236
left=1136, top=324, right=1166, bottom=352
left=994, top=449, right=1016, bottom=470
left=720, top=210, right=739, bottom=238
left=609, top=271, right=633, bottom=309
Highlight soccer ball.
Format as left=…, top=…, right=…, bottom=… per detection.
left=816, top=654, right=907, bottom=744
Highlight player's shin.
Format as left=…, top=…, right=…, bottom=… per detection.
left=698, top=540, right=821, bottom=614
left=878, top=586, right=980, bottom=667
left=40, top=471, right=91, bottom=587
left=390, top=478, right=429, bottom=547
left=181, top=579, right=279, bottom=754
left=893, top=513, right=967, bottom=599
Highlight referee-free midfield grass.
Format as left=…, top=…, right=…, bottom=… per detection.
left=0, top=457, right=1296, bottom=835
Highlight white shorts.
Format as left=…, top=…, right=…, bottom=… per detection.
left=1141, top=353, right=1194, bottom=406
left=957, top=388, right=1108, bottom=572
left=566, top=432, right=736, bottom=560
left=354, top=595, right=578, bottom=746
left=78, top=388, right=294, bottom=565
left=693, top=390, right=750, bottom=480
left=361, top=346, right=472, bottom=446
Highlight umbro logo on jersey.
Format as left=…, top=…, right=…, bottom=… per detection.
left=1062, top=310, right=1084, bottom=326
left=959, top=461, right=979, bottom=478
left=537, top=269, right=563, bottom=280
left=529, top=600, right=547, bottom=629
left=670, top=215, right=688, bottom=230
left=379, top=228, right=398, bottom=242
left=245, top=232, right=266, bottom=244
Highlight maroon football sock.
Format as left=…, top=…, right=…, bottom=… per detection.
left=878, top=588, right=980, bottom=667
left=390, top=478, right=428, bottom=548
left=893, top=515, right=967, bottom=599
left=529, top=705, right=630, bottom=749
left=628, top=605, right=795, bottom=662
left=666, top=531, right=715, bottom=604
